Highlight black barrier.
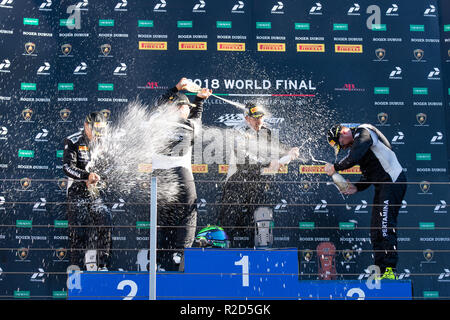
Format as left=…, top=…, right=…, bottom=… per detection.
left=0, top=0, right=449, bottom=300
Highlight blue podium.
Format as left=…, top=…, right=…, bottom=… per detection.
left=68, top=248, right=412, bottom=300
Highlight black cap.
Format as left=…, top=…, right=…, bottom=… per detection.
left=327, top=124, right=343, bottom=156
left=244, top=102, right=265, bottom=118
left=85, top=111, right=107, bottom=137
left=167, top=92, right=196, bottom=108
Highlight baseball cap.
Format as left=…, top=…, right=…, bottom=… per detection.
left=244, top=102, right=265, bottom=118
left=327, top=124, right=343, bottom=155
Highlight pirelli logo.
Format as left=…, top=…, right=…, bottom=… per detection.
left=218, top=164, right=229, bottom=174
left=335, top=44, right=363, bottom=53
left=262, top=165, right=288, bottom=175
left=192, top=164, right=208, bottom=173
left=138, top=163, right=153, bottom=173
left=178, top=42, right=207, bottom=50
left=257, top=43, right=286, bottom=52
left=339, top=166, right=361, bottom=174
left=218, top=164, right=288, bottom=174
left=139, top=41, right=167, bottom=50
left=217, top=42, right=245, bottom=51
left=299, top=165, right=361, bottom=174
left=297, top=43, right=325, bottom=52
left=300, top=165, right=325, bottom=174
left=78, top=146, right=88, bottom=151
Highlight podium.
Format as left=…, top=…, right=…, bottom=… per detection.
left=68, top=248, right=412, bottom=300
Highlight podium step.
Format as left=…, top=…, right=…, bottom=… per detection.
left=68, top=248, right=412, bottom=300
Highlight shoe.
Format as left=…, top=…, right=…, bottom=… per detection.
left=157, top=264, right=166, bottom=272
left=98, top=267, right=108, bottom=271
left=376, top=267, right=397, bottom=280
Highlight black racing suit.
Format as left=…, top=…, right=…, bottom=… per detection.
left=217, top=123, right=278, bottom=248
left=153, top=87, right=205, bottom=271
left=333, top=124, right=407, bottom=274
left=62, top=130, right=112, bottom=269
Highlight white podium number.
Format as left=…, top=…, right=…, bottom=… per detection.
left=117, top=280, right=138, bottom=300
left=234, top=256, right=249, bottom=287
left=346, top=288, right=365, bottom=300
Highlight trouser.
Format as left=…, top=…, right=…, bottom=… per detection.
left=370, top=172, right=407, bottom=274
left=154, top=167, right=197, bottom=271
left=217, top=170, right=271, bottom=248
left=67, top=186, right=112, bottom=269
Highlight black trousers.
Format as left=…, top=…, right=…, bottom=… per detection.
left=217, top=170, right=272, bottom=248
left=154, top=167, right=197, bottom=271
left=370, top=172, right=407, bottom=274
left=67, top=185, right=112, bottom=268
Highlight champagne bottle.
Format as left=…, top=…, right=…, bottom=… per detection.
left=332, top=173, right=349, bottom=192
left=183, top=80, right=201, bottom=93
left=88, top=184, right=99, bottom=198
left=87, top=180, right=106, bottom=198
